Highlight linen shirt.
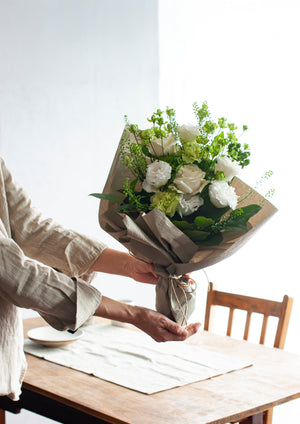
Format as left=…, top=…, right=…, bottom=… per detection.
left=0, top=157, right=107, bottom=400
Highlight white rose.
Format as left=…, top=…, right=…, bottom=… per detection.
left=173, top=164, right=208, bottom=195
left=177, top=124, right=200, bottom=143
left=215, top=156, right=241, bottom=181
left=142, top=160, right=172, bottom=193
left=209, top=180, right=238, bottom=209
left=149, top=134, right=179, bottom=156
left=178, top=194, right=204, bottom=217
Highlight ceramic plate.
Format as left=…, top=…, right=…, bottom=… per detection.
left=27, top=326, right=84, bottom=347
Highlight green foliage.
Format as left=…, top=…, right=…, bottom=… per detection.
left=172, top=204, right=261, bottom=245
left=191, top=101, right=251, bottom=169
left=91, top=102, right=266, bottom=248
left=89, top=193, right=122, bottom=202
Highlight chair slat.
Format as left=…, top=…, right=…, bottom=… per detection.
left=227, top=308, right=234, bottom=336
left=243, top=311, right=252, bottom=340
left=260, top=315, right=268, bottom=345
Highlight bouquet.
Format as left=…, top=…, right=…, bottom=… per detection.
left=91, top=102, right=277, bottom=325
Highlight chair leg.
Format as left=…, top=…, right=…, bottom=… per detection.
left=0, top=409, right=5, bottom=424
left=263, top=408, right=273, bottom=424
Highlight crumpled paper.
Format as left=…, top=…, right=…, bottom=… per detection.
left=98, top=128, right=277, bottom=324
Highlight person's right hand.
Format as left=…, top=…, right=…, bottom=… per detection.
left=131, top=306, right=201, bottom=342
left=94, top=296, right=200, bottom=342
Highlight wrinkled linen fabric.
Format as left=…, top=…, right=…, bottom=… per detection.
left=0, top=157, right=107, bottom=400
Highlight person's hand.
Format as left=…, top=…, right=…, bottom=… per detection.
left=125, top=255, right=159, bottom=285
left=131, top=306, right=201, bottom=342
left=95, top=297, right=200, bottom=342
left=90, top=248, right=159, bottom=285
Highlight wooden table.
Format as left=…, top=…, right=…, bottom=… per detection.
left=2, top=317, right=300, bottom=424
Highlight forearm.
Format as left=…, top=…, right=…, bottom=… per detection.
left=90, top=248, right=132, bottom=276
left=90, top=248, right=158, bottom=284
left=94, top=295, right=137, bottom=323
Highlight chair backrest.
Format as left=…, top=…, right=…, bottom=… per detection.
left=204, top=282, right=293, bottom=349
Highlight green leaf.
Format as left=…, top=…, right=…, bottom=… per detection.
left=183, top=229, right=210, bottom=242
left=223, top=204, right=262, bottom=232
left=195, top=232, right=223, bottom=246
left=194, top=216, right=214, bottom=228
left=172, top=220, right=195, bottom=231
left=115, top=203, right=138, bottom=212
left=130, top=178, right=138, bottom=191
left=89, top=193, right=122, bottom=202
left=142, top=145, right=155, bottom=158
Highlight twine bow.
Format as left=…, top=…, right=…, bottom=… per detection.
left=168, top=275, right=197, bottom=326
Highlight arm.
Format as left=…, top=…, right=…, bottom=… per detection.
left=0, top=236, right=101, bottom=331
left=94, top=296, right=200, bottom=342
left=1, top=158, right=106, bottom=279
left=89, top=248, right=159, bottom=284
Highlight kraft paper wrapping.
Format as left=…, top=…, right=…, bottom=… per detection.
left=98, top=129, right=277, bottom=324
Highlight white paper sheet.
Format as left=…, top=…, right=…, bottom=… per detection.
left=24, top=323, right=252, bottom=394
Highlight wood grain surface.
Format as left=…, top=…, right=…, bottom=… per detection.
left=23, top=317, right=300, bottom=424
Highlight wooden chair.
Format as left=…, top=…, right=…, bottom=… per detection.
left=204, top=282, right=293, bottom=424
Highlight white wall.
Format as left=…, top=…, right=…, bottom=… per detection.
left=0, top=1, right=158, bottom=422
left=159, top=0, right=300, bottom=422
left=0, top=0, right=159, bottom=317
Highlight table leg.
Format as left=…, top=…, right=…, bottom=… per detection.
left=240, top=412, right=263, bottom=424
left=0, top=409, right=5, bottom=424
left=263, top=408, right=273, bottom=424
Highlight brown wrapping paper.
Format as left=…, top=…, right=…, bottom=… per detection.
left=98, top=129, right=277, bottom=324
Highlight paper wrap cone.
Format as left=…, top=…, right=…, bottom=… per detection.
left=98, top=129, right=277, bottom=324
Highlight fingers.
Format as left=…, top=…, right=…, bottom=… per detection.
left=185, top=322, right=201, bottom=337
left=159, top=318, right=201, bottom=342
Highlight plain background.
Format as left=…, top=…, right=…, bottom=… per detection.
left=0, top=0, right=299, bottom=422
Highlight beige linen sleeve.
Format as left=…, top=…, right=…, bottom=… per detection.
left=0, top=158, right=108, bottom=330
left=2, top=159, right=107, bottom=280
left=0, top=236, right=102, bottom=330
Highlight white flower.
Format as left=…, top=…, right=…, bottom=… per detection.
left=215, top=156, right=241, bottom=181
left=173, top=164, right=208, bottom=195
left=178, top=194, right=204, bottom=217
left=177, top=124, right=200, bottom=143
left=149, top=134, right=179, bottom=156
left=142, top=160, right=172, bottom=193
left=209, top=180, right=238, bottom=209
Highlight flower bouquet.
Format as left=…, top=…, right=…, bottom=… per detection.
left=91, top=102, right=277, bottom=325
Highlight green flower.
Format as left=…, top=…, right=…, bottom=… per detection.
left=218, top=117, right=227, bottom=129
left=181, top=140, right=202, bottom=163
left=150, top=190, right=180, bottom=217
left=203, top=120, right=218, bottom=134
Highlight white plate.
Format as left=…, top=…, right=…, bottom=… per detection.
left=27, top=326, right=84, bottom=347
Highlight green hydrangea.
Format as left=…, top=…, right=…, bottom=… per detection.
left=181, top=140, right=202, bottom=163
left=150, top=190, right=180, bottom=217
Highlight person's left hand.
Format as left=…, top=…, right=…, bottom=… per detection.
left=126, top=255, right=159, bottom=285
left=90, top=248, right=159, bottom=285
